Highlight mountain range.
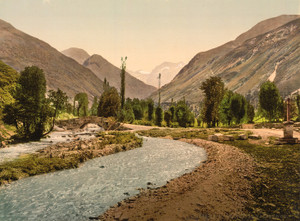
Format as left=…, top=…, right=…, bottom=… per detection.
left=150, top=15, right=300, bottom=105
left=0, top=20, right=155, bottom=102
left=129, top=61, right=185, bottom=88
left=61, top=48, right=156, bottom=99
left=0, top=19, right=104, bottom=102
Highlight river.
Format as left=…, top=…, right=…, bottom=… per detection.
left=0, top=124, right=103, bottom=164
left=0, top=135, right=206, bottom=220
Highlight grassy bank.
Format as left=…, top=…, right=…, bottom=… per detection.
left=223, top=140, right=300, bottom=220
left=138, top=128, right=299, bottom=220
left=0, top=132, right=142, bottom=186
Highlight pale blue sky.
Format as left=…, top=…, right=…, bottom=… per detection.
left=0, top=0, right=299, bottom=71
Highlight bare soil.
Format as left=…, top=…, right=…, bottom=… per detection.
left=98, top=138, right=256, bottom=221
left=244, top=128, right=300, bottom=140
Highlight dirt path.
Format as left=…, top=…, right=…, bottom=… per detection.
left=122, top=124, right=160, bottom=132
left=244, top=128, right=300, bottom=140
left=98, top=138, right=255, bottom=220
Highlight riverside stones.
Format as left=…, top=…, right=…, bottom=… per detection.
left=208, top=134, right=235, bottom=142
left=248, top=135, right=262, bottom=140
left=238, top=134, right=248, bottom=140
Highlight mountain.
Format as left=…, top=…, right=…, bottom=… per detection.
left=0, top=19, right=104, bottom=102
left=83, top=54, right=156, bottom=99
left=61, top=47, right=90, bottom=65
left=129, top=62, right=185, bottom=88
left=150, top=15, right=300, bottom=104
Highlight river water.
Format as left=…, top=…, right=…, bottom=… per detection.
left=0, top=124, right=103, bottom=164
left=0, top=136, right=206, bottom=220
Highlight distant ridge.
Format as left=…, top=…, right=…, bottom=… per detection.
left=150, top=15, right=300, bottom=104
left=61, top=47, right=90, bottom=65
left=83, top=54, right=156, bottom=99
left=129, top=61, right=185, bottom=88
left=0, top=19, right=104, bottom=101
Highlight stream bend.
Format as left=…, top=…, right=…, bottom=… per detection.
left=0, top=136, right=206, bottom=221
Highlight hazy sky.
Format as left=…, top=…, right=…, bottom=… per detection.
left=0, top=0, right=299, bottom=71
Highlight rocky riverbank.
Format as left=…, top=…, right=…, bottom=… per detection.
left=98, top=138, right=255, bottom=220
left=0, top=132, right=143, bottom=185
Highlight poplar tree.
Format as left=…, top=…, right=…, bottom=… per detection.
left=120, top=57, right=127, bottom=109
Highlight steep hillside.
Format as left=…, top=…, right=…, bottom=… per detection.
left=130, top=62, right=185, bottom=88
left=83, top=54, right=156, bottom=99
left=61, top=47, right=90, bottom=65
left=0, top=19, right=104, bottom=101
left=151, top=15, right=300, bottom=104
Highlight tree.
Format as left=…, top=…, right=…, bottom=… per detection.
left=175, top=100, right=194, bottom=127
left=246, top=102, right=255, bottom=123
left=103, top=77, right=110, bottom=91
left=259, top=81, right=282, bottom=122
left=219, top=90, right=234, bottom=126
left=147, top=99, right=154, bottom=121
left=132, top=104, right=143, bottom=120
left=3, top=66, right=51, bottom=140
left=297, top=94, right=300, bottom=121
left=0, top=60, right=19, bottom=116
left=200, top=77, right=225, bottom=127
left=98, top=87, right=120, bottom=117
left=164, top=111, right=172, bottom=127
left=230, top=93, right=246, bottom=124
left=48, top=88, right=68, bottom=117
left=90, top=96, right=99, bottom=116
left=120, top=56, right=127, bottom=109
left=74, top=93, right=89, bottom=116
left=155, top=106, right=163, bottom=126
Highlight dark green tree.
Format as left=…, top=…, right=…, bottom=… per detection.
left=48, top=88, right=68, bottom=117
left=120, top=56, right=127, bottom=109
left=219, top=90, right=234, bottom=126
left=103, top=77, right=110, bottom=91
left=48, top=88, right=68, bottom=129
left=118, top=102, right=135, bottom=123
left=0, top=60, right=19, bottom=116
left=98, top=87, right=120, bottom=117
left=200, top=77, right=225, bottom=127
left=175, top=100, right=194, bottom=127
left=155, top=106, right=163, bottom=126
left=132, top=104, right=143, bottom=120
left=90, top=96, right=99, bottom=116
left=246, top=102, right=255, bottom=123
left=297, top=94, right=300, bottom=121
left=74, top=93, right=89, bottom=116
left=164, top=110, right=172, bottom=127
left=259, top=81, right=282, bottom=122
left=147, top=99, right=154, bottom=121
left=169, top=105, right=176, bottom=122
left=230, top=93, right=246, bottom=124
left=3, top=66, right=51, bottom=139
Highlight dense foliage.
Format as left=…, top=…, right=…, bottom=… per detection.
left=90, top=96, right=99, bottom=116
left=155, top=106, right=163, bottom=126
left=259, top=81, right=283, bottom=122
left=3, top=66, right=52, bottom=140
left=0, top=60, right=19, bottom=116
left=74, top=93, right=89, bottom=116
left=200, top=76, right=225, bottom=127
left=98, top=87, right=120, bottom=117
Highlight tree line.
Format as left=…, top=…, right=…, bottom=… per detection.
left=1, top=62, right=300, bottom=141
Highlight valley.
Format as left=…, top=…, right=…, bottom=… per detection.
left=0, top=5, right=299, bottom=221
